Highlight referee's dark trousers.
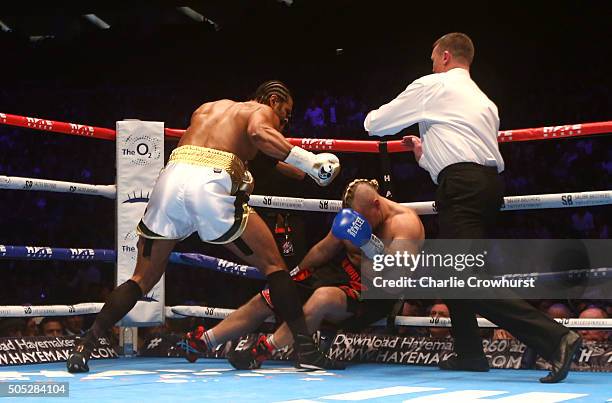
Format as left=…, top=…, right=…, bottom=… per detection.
left=435, top=162, right=569, bottom=360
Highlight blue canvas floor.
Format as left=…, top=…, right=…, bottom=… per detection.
left=0, top=357, right=610, bottom=402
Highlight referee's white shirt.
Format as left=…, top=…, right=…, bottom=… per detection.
left=364, top=68, right=504, bottom=184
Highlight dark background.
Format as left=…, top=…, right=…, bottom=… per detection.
left=0, top=1, right=610, bottom=312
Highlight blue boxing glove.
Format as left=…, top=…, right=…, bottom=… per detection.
left=331, top=208, right=384, bottom=258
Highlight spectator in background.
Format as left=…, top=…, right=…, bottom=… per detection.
left=397, top=300, right=424, bottom=336
left=566, top=299, right=589, bottom=316
left=39, top=318, right=64, bottom=337
left=602, top=149, right=612, bottom=176
left=547, top=303, right=574, bottom=319
left=595, top=211, right=609, bottom=239
left=493, top=328, right=514, bottom=340
left=346, top=99, right=367, bottom=131
left=63, top=316, right=85, bottom=336
left=303, top=99, right=325, bottom=136
left=508, top=303, right=575, bottom=342
left=322, top=92, right=337, bottom=129
left=579, top=307, right=609, bottom=342
left=0, top=319, right=24, bottom=337
left=23, top=317, right=40, bottom=336
left=402, top=300, right=423, bottom=317
left=537, top=300, right=554, bottom=313
left=571, top=210, right=595, bottom=238
left=428, top=303, right=451, bottom=339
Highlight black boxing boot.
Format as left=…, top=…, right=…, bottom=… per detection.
left=67, top=331, right=97, bottom=373
left=68, top=279, right=143, bottom=373
left=295, top=334, right=345, bottom=370
left=227, top=335, right=275, bottom=370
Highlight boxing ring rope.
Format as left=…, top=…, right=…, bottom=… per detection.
left=1, top=112, right=611, bottom=337
left=0, top=302, right=610, bottom=329
left=1, top=111, right=611, bottom=147
left=3, top=244, right=609, bottom=283
left=1, top=174, right=611, bottom=215
left=0, top=245, right=262, bottom=279
left=1, top=243, right=611, bottom=329
left=0, top=175, right=115, bottom=198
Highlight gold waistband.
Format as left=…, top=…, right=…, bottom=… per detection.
left=168, top=145, right=249, bottom=194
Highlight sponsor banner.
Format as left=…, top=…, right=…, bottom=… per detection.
left=537, top=340, right=612, bottom=373
left=139, top=332, right=611, bottom=372
left=329, top=333, right=459, bottom=366
left=361, top=239, right=612, bottom=299
left=0, top=336, right=117, bottom=366
left=116, top=121, right=164, bottom=326
left=328, top=333, right=611, bottom=371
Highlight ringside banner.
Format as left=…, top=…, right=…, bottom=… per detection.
left=0, top=336, right=117, bottom=366
left=138, top=332, right=611, bottom=372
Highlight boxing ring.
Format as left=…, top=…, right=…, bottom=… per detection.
left=1, top=112, right=612, bottom=402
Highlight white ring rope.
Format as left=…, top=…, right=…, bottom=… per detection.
left=1, top=174, right=610, bottom=214
left=0, top=175, right=115, bottom=199
left=249, top=191, right=612, bottom=214
left=0, top=303, right=610, bottom=329
left=0, top=303, right=103, bottom=317
left=387, top=315, right=612, bottom=330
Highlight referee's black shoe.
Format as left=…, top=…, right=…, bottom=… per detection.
left=539, top=331, right=582, bottom=383
left=439, top=354, right=490, bottom=372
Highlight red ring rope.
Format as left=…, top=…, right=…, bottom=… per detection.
left=1, top=112, right=610, bottom=153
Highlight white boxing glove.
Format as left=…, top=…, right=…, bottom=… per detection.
left=284, top=146, right=340, bottom=186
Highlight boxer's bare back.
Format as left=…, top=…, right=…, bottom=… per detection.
left=179, top=99, right=294, bottom=162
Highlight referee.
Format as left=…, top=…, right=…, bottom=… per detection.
left=364, top=32, right=581, bottom=383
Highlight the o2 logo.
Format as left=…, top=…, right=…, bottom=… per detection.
left=319, top=200, right=329, bottom=210
left=136, top=143, right=151, bottom=156
left=263, top=196, right=272, bottom=206
left=124, top=134, right=161, bottom=166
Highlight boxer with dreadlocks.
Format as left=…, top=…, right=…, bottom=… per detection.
left=67, top=80, right=342, bottom=372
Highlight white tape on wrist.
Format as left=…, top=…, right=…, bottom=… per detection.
left=360, top=234, right=384, bottom=259
left=284, top=146, right=315, bottom=173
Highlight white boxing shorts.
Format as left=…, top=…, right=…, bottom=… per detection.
left=137, top=145, right=253, bottom=244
